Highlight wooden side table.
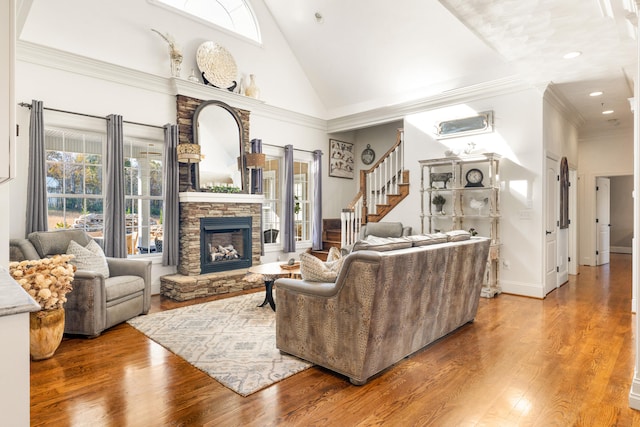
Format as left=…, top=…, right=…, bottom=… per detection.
left=248, top=262, right=300, bottom=311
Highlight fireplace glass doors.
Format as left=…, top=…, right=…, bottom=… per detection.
left=200, top=217, right=252, bottom=274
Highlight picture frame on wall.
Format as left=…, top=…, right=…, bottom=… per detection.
left=329, top=139, right=354, bottom=179
left=434, top=110, right=494, bottom=139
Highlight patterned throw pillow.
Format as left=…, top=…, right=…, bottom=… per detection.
left=299, top=252, right=344, bottom=282
left=66, top=239, right=110, bottom=278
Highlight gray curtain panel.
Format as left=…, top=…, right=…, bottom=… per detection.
left=250, top=138, right=264, bottom=255
left=26, top=100, right=48, bottom=235
left=162, top=124, right=179, bottom=266
left=104, top=114, right=127, bottom=258
left=283, top=144, right=296, bottom=253
left=250, top=138, right=263, bottom=194
left=312, top=150, right=323, bottom=250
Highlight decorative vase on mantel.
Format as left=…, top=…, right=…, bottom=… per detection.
left=244, top=74, right=260, bottom=99
left=29, top=308, right=65, bottom=361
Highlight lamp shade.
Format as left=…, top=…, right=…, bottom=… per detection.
left=177, top=143, right=201, bottom=163
left=245, top=152, right=266, bottom=169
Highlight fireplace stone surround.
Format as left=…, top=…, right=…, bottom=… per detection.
left=160, top=192, right=264, bottom=301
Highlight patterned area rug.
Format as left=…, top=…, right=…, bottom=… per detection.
left=127, top=293, right=313, bottom=396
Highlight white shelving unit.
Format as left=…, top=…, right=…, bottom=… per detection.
left=419, top=153, right=501, bottom=297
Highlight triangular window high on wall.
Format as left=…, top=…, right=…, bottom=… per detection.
left=149, top=0, right=262, bottom=44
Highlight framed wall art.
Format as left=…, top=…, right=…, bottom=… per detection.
left=435, top=110, right=494, bottom=139
left=329, top=139, right=354, bottom=179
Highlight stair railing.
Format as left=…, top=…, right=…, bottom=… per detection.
left=340, top=129, right=404, bottom=247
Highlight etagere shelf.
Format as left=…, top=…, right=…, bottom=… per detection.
left=419, top=152, right=501, bottom=297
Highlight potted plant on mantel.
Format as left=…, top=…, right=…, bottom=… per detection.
left=9, top=255, right=76, bottom=360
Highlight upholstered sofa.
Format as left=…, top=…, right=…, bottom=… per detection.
left=10, top=229, right=151, bottom=337
left=275, top=235, right=490, bottom=385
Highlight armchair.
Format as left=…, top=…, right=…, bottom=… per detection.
left=10, top=229, right=151, bottom=337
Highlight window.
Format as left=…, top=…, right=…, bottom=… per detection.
left=124, top=140, right=164, bottom=255
left=261, top=148, right=314, bottom=247
left=149, top=0, right=261, bottom=43
left=45, top=128, right=164, bottom=256
left=293, top=160, right=311, bottom=241
left=262, top=156, right=280, bottom=244
left=46, top=129, right=104, bottom=235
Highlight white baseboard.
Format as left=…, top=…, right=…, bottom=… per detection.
left=630, top=376, right=640, bottom=410
left=499, top=280, right=545, bottom=299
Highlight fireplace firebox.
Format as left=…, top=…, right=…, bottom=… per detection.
left=200, top=217, right=252, bottom=274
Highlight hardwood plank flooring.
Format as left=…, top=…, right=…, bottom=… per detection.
left=30, top=254, right=640, bottom=426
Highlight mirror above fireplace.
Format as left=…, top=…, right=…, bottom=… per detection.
left=193, top=100, right=246, bottom=192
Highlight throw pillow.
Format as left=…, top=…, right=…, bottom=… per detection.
left=66, top=239, right=110, bottom=278
left=326, top=246, right=342, bottom=262
left=299, top=252, right=344, bottom=282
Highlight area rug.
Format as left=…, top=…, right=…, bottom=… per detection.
left=127, top=293, right=313, bottom=396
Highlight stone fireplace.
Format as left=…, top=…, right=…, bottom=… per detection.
left=200, top=216, right=252, bottom=274
left=160, top=192, right=264, bottom=301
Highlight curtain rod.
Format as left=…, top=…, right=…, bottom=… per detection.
left=18, top=102, right=164, bottom=130
left=262, top=142, right=318, bottom=154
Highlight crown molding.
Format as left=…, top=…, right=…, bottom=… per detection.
left=16, top=41, right=326, bottom=131
left=544, top=83, right=585, bottom=128
left=326, top=76, right=531, bottom=132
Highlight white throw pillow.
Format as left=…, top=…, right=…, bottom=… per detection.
left=299, top=252, right=344, bottom=282
left=66, top=239, right=110, bottom=278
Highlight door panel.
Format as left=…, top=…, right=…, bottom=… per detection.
left=545, top=157, right=558, bottom=295
left=596, top=177, right=610, bottom=265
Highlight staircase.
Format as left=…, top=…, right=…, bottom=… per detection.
left=311, top=129, right=410, bottom=259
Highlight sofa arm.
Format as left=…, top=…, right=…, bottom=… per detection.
left=64, top=270, right=107, bottom=336
left=106, top=258, right=152, bottom=313
left=9, top=238, right=40, bottom=261
left=275, top=278, right=338, bottom=297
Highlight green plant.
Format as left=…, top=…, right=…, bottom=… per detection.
left=294, top=195, right=301, bottom=214
left=432, top=194, right=446, bottom=205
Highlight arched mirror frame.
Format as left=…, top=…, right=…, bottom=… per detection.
left=192, top=100, right=247, bottom=193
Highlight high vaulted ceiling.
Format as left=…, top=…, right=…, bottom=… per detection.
left=264, top=0, right=638, bottom=134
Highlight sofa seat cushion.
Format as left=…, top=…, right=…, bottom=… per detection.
left=67, top=240, right=110, bottom=278
left=352, top=236, right=413, bottom=252
left=105, top=275, right=145, bottom=303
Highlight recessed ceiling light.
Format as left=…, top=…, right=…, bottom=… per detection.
left=602, top=110, right=614, bottom=115
left=589, top=91, right=603, bottom=97
left=563, top=51, right=582, bottom=59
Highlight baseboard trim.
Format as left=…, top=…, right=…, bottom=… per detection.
left=629, top=376, right=640, bottom=410
left=499, top=280, right=545, bottom=299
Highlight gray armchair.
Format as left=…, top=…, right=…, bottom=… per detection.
left=10, top=229, right=151, bottom=337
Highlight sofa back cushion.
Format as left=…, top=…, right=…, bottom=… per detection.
left=29, top=230, right=93, bottom=258
left=404, top=233, right=448, bottom=247
left=352, top=236, right=413, bottom=252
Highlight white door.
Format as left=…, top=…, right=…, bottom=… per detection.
left=544, top=156, right=558, bottom=295
left=596, top=177, right=611, bottom=265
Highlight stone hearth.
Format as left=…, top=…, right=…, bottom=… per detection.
left=160, top=192, right=264, bottom=301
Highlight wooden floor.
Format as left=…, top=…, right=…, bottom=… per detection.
left=31, top=254, right=640, bottom=426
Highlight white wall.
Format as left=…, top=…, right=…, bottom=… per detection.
left=578, top=127, right=634, bottom=265
left=18, top=0, right=327, bottom=119
left=384, top=88, right=546, bottom=297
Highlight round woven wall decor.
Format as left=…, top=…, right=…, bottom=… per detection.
left=196, top=41, right=238, bottom=89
